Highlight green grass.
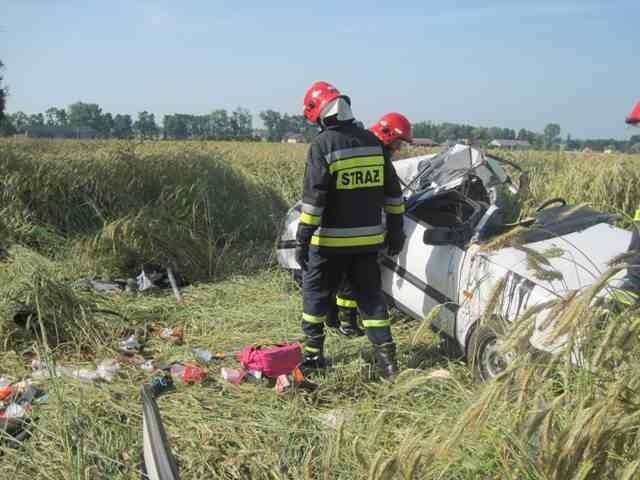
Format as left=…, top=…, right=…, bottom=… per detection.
left=1, top=139, right=639, bottom=479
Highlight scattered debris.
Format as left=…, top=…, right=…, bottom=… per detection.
left=0, top=377, right=48, bottom=441
left=119, top=334, right=143, bottom=354
left=192, top=347, right=213, bottom=363
left=1, top=402, right=27, bottom=420
left=0, top=385, right=17, bottom=401
left=137, top=265, right=187, bottom=293
left=159, top=326, right=184, bottom=345
left=169, top=363, right=205, bottom=383
left=190, top=347, right=230, bottom=364
left=72, top=265, right=187, bottom=296
left=275, top=374, right=290, bottom=393
left=31, top=358, right=120, bottom=383
left=73, top=278, right=128, bottom=293
left=117, top=353, right=146, bottom=367
left=141, top=360, right=156, bottom=373
left=148, top=373, right=175, bottom=397
left=220, top=367, right=246, bottom=386
left=318, top=408, right=354, bottom=429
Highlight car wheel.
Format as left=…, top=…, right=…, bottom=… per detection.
left=467, top=325, right=513, bottom=382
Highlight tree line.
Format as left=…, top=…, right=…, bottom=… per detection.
left=0, top=102, right=160, bottom=139
left=0, top=63, right=637, bottom=151
left=1, top=101, right=638, bottom=152
left=0, top=100, right=320, bottom=142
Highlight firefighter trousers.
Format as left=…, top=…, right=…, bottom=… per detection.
left=625, top=220, right=640, bottom=289
left=301, top=248, right=391, bottom=353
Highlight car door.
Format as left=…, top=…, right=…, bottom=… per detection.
left=379, top=213, right=466, bottom=339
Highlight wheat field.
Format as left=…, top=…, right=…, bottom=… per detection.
left=0, top=138, right=639, bottom=479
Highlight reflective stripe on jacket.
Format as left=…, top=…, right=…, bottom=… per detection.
left=296, top=122, right=404, bottom=253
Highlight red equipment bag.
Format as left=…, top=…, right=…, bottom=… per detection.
left=237, top=342, right=302, bottom=378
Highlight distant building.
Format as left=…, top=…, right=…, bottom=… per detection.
left=488, top=139, right=531, bottom=150
left=22, top=126, right=100, bottom=139
left=412, top=138, right=439, bottom=147
left=283, top=132, right=306, bottom=144
left=252, top=128, right=268, bottom=141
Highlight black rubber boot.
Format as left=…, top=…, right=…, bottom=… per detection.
left=337, top=309, right=365, bottom=338
left=373, top=342, right=399, bottom=380
left=301, top=335, right=327, bottom=370
left=301, top=352, right=327, bottom=370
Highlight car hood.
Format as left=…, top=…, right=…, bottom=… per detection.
left=478, top=222, right=632, bottom=296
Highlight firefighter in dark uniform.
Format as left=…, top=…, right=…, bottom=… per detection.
left=295, top=81, right=406, bottom=378
left=330, top=112, right=413, bottom=338
left=623, top=102, right=640, bottom=294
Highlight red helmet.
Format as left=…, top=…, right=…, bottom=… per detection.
left=303, top=81, right=346, bottom=123
left=369, top=112, right=413, bottom=146
left=626, top=101, right=640, bottom=125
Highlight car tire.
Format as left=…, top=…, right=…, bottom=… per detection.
left=466, top=325, right=512, bottom=382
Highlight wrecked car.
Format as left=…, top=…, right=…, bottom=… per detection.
left=276, top=144, right=635, bottom=380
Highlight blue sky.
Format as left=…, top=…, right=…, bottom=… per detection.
left=2, top=0, right=638, bottom=139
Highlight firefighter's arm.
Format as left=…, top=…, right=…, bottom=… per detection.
left=383, top=151, right=405, bottom=255
left=296, top=143, right=330, bottom=245
left=383, top=151, right=405, bottom=230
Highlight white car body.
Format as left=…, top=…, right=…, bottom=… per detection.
left=276, top=145, right=632, bottom=378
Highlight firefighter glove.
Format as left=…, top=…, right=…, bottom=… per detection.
left=386, top=230, right=405, bottom=256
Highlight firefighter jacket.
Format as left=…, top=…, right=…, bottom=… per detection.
left=296, top=121, right=405, bottom=254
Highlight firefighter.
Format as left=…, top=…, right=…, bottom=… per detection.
left=330, top=112, right=413, bottom=338
left=296, top=81, right=406, bottom=378
left=370, top=111, right=413, bottom=155
left=623, top=101, right=640, bottom=293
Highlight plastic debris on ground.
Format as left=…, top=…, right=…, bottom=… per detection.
left=220, top=367, right=247, bottom=386
left=0, top=385, right=17, bottom=401
left=158, top=326, right=184, bottom=345
left=136, top=265, right=186, bottom=292
left=119, top=334, right=143, bottom=354
left=192, top=347, right=213, bottom=363
left=117, top=353, right=146, bottom=367
left=1, top=403, right=27, bottom=420
left=30, top=358, right=120, bottom=383
left=191, top=347, right=230, bottom=364
left=140, top=360, right=156, bottom=373
left=275, top=374, right=290, bottom=393
left=0, top=377, right=48, bottom=440
left=169, top=363, right=205, bottom=383
left=149, top=373, right=175, bottom=397
left=73, top=278, right=127, bottom=293
left=318, top=408, right=355, bottom=430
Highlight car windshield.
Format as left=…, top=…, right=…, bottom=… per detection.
left=405, top=144, right=512, bottom=196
